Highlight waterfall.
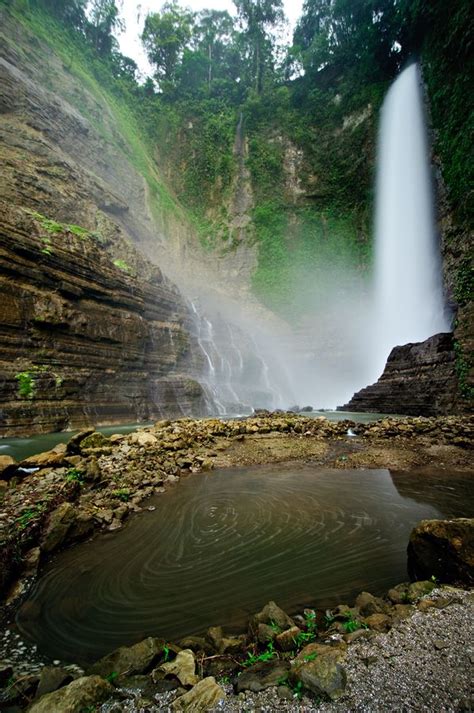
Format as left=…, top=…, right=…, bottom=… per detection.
left=372, top=62, right=450, bottom=377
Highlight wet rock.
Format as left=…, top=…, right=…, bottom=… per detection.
left=219, top=636, right=245, bottom=655
left=130, top=432, right=158, bottom=447
left=290, top=654, right=347, bottom=701
left=257, top=623, right=275, bottom=644
left=406, top=580, right=437, bottom=603
left=67, top=429, right=96, bottom=454
left=392, top=604, right=414, bottom=620
left=28, top=675, right=113, bottom=713
left=294, top=643, right=347, bottom=665
left=387, top=583, right=410, bottom=604
left=0, top=455, right=15, bottom=477
left=364, top=613, right=392, bottom=632
left=275, top=626, right=302, bottom=651
left=251, top=601, right=294, bottom=633
left=178, top=637, right=213, bottom=656
left=172, top=676, right=225, bottom=711
left=35, top=667, right=73, bottom=698
left=155, top=650, right=198, bottom=687
left=41, top=502, right=77, bottom=553
left=88, top=637, right=167, bottom=677
left=22, top=448, right=66, bottom=469
left=355, top=591, right=386, bottom=616
left=205, top=626, right=223, bottom=651
left=235, top=661, right=290, bottom=693
left=0, top=674, right=39, bottom=706
left=408, top=518, right=474, bottom=586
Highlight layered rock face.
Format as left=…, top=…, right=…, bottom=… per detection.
left=340, top=333, right=460, bottom=416
left=0, top=204, right=208, bottom=436
left=0, top=12, right=209, bottom=436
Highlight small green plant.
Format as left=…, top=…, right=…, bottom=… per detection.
left=15, top=371, right=36, bottom=399
left=269, top=619, right=282, bottom=634
left=15, top=504, right=44, bottom=530
left=293, top=630, right=317, bottom=647
left=111, top=488, right=130, bottom=502
left=303, top=651, right=318, bottom=662
left=243, top=640, right=276, bottom=667
left=113, top=258, right=132, bottom=273
left=65, top=468, right=83, bottom=483
left=292, top=680, right=304, bottom=699
left=342, top=612, right=366, bottom=633
left=105, top=671, right=119, bottom=683
left=162, top=644, right=170, bottom=662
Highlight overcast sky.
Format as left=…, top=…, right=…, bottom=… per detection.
left=118, top=0, right=303, bottom=77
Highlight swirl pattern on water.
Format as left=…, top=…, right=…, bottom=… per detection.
left=16, top=466, right=473, bottom=663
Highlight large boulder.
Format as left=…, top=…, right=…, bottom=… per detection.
left=40, top=502, right=77, bottom=553
left=172, top=677, right=225, bottom=711
left=28, top=676, right=113, bottom=712
left=408, top=518, right=474, bottom=586
left=88, top=637, right=168, bottom=678
left=289, top=646, right=347, bottom=701
left=234, top=660, right=290, bottom=693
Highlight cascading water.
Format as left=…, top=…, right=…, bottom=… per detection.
left=372, top=62, right=450, bottom=377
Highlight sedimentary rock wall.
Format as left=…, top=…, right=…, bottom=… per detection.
left=0, top=203, right=208, bottom=436
left=340, top=333, right=461, bottom=416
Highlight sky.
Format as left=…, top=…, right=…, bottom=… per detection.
left=118, top=0, right=304, bottom=78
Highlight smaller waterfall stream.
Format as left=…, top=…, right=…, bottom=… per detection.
left=372, top=62, right=450, bottom=377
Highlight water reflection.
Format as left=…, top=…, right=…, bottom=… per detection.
left=16, top=466, right=473, bottom=664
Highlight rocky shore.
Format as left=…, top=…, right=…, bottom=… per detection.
left=0, top=413, right=473, bottom=711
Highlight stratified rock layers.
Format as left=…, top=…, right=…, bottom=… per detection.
left=0, top=12, right=210, bottom=435
left=0, top=204, right=207, bottom=435
left=341, top=333, right=460, bottom=416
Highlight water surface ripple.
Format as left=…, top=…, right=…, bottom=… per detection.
left=17, top=466, right=473, bottom=663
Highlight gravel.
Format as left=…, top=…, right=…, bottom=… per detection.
left=134, top=589, right=474, bottom=712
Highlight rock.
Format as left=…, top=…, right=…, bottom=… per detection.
left=22, top=449, right=66, bottom=468
left=172, top=677, right=225, bottom=711
left=0, top=455, right=15, bottom=476
left=155, top=650, right=198, bottom=687
left=406, top=580, right=437, bottom=602
left=28, top=675, right=113, bottom=712
left=178, top=636, right=213, bottom=655
left=120, top=674, right=178, bottom=695
left=251, top=601, right=294, bottom=633
left=257, top=623, right=275, bottom=643
left=35, top=667, right=73, bottom=698
left=130, top=431, right=158, bottom=447
left=339, top=333, right=460, bottom=416
left=364, top=613, right=392, bottom=632
left=80, top=431, right=110, bottom=451
left=392, top=604, right=414, bottom=620
left=294, top=643, right=347, bottom=665
left=219, top=636, right=245, bottom=655
left=41, top=502, right=77, bottom=553
left=275, top=626, right=302, bottom=651
left=0, top=674, right=39, bottom=705
left=88, top=637, right=167, bottom=677
left=205, top=626, right=223, bottom=651
left=235, top=661, right=290, bottom=693
left=387, top=583, right=410, bottom=604
left=290, top=655, right=347, bottom=701
left=355, top=592, right=385, bottom=616
left=67, top=429, right=96, bottom=454
left=408, top=518, right=474, bottom=586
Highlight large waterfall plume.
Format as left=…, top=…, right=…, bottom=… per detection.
left=371, top=62, right=450, bottom=378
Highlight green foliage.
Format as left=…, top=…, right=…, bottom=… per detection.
left=342, top=611, right=365, bottom=633
left=111, top=487, right=130, bottom=502
left=15, top=365, right=63, bottom=399
left=105, top=671, right=119, bottom=683
left=454, top=340, right=474, bottom=400
left=454, top=260, right=473, bottom=307
left=112, top=258, right=132, bottom=273
left=65, top=468, right=83, bottom=483
left=15, top=504, right=45, bottom=530
left=243, top=640, right=277, bottom=666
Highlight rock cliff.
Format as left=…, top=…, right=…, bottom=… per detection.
left=340, top=333, right=461, bottom=416
left=0, top=10, right=210, bottom=436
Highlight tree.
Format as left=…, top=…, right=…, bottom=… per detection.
left=233, top=0, right=284, bottom=93
left=193, top=9, right=234, bottom=88
left=141, top=2, right=194, bottom=89
left=87, top=0, right=124, bottom=57
left=33, top=0, right=87, bottom=30
left=293, top=0, right=404, bottom=85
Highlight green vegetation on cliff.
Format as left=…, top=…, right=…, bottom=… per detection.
left=1, top=0, right=471, bottom=325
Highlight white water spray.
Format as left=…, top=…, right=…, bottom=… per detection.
left=372, top=62, right=450, bottom=377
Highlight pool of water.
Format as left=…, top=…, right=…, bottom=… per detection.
left=0, top=423, right=153, bottom=461
left=16, top=465, right=473, bottom=664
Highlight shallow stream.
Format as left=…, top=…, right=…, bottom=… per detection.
left=16, top=464, right=473, bottom=664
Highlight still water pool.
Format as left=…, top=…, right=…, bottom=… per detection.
left=16, top=465, right=473, bottom=664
